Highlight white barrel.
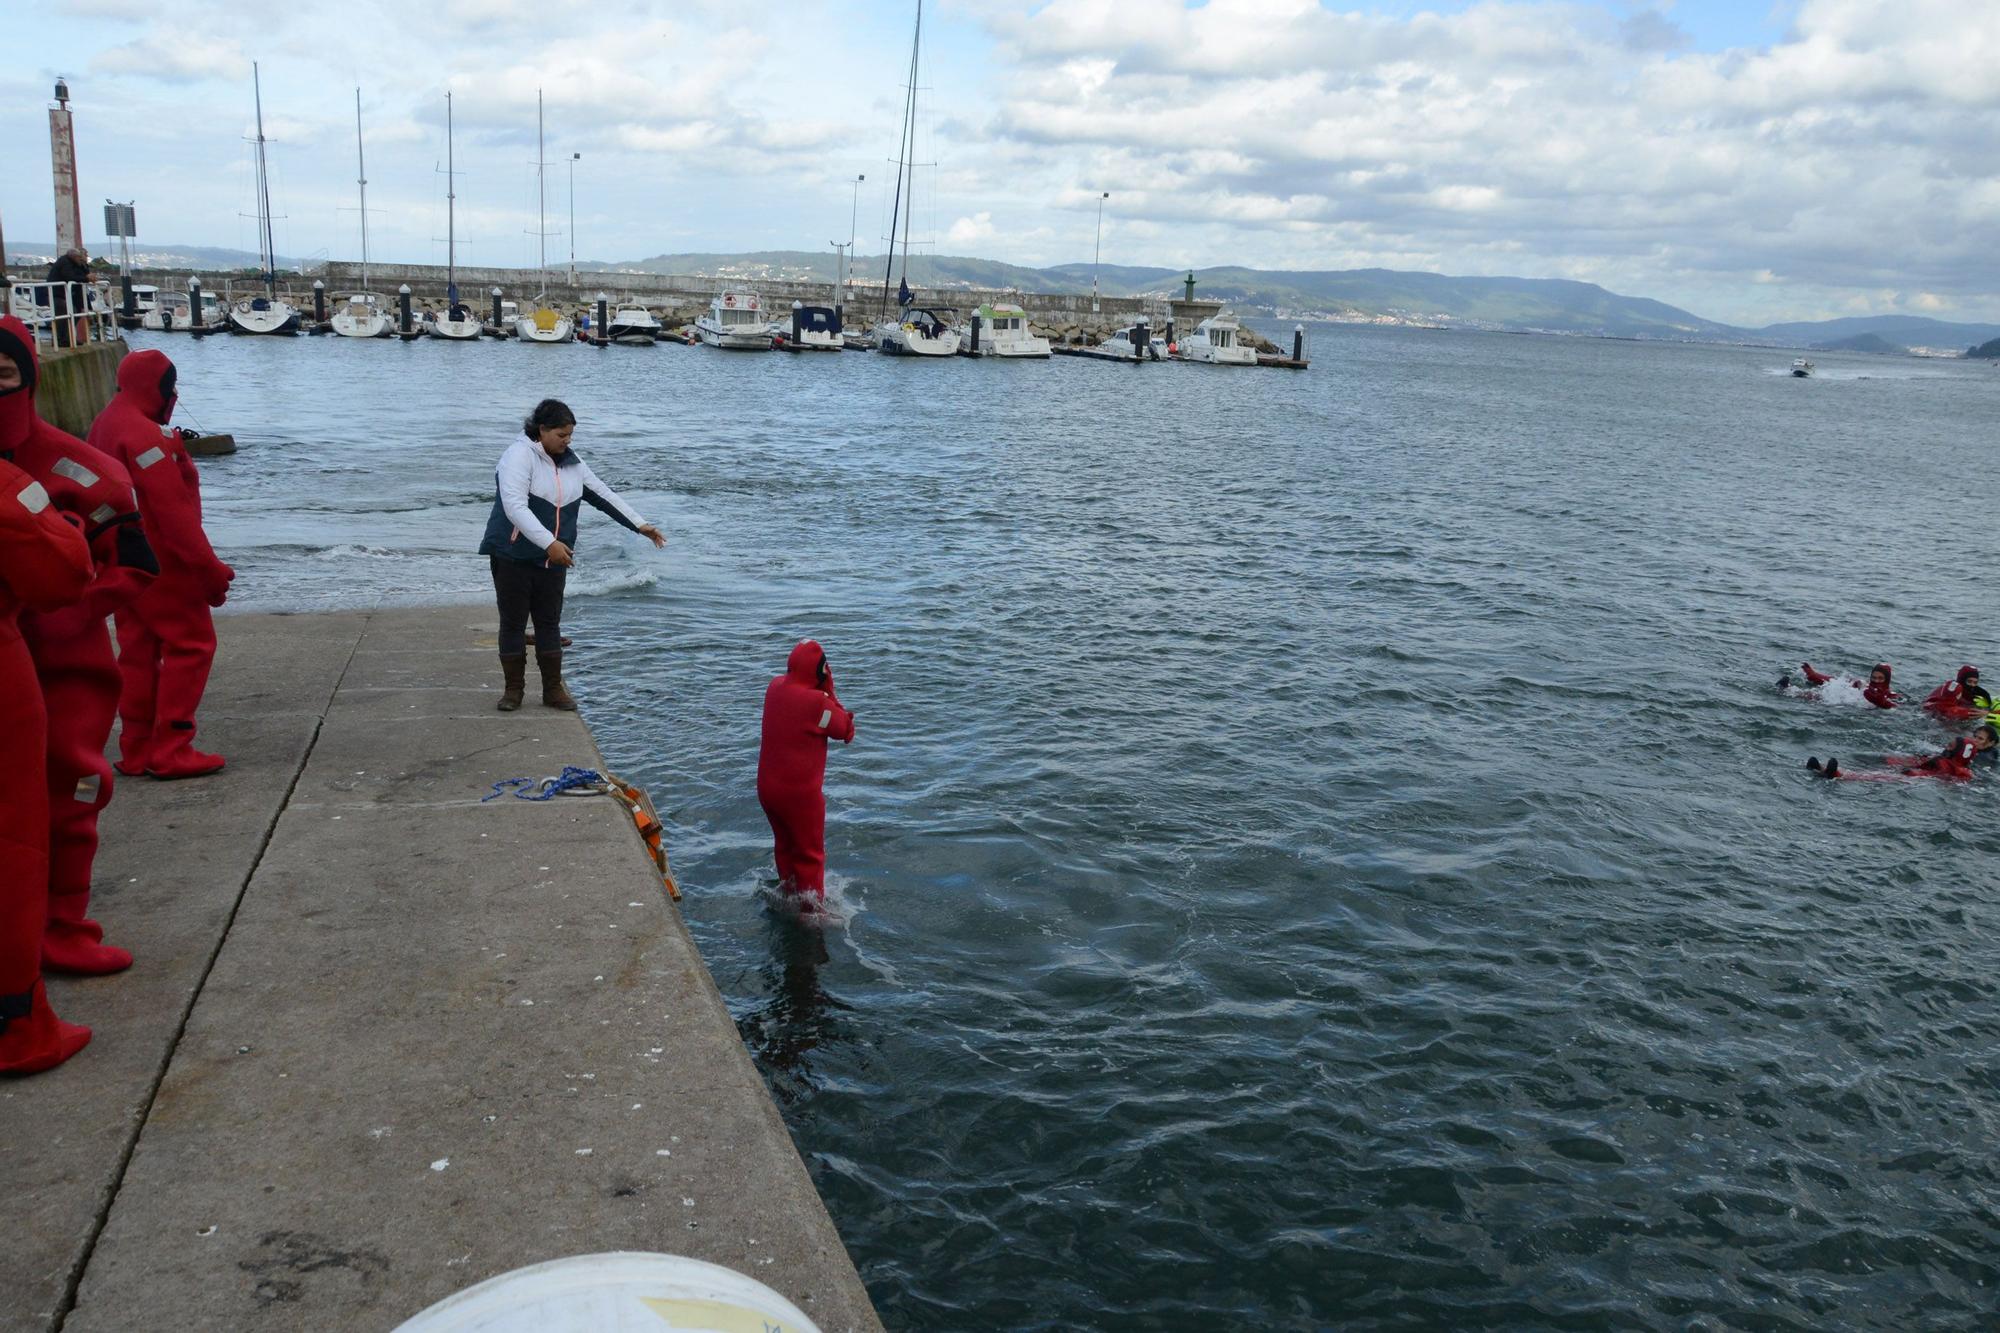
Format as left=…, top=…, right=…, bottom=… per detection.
left=394, top=1252, right=823, bottom=1333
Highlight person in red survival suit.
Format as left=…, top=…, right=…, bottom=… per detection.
left=1808, top=723, right=1996, bottom=781
left=1921, top=665, right=1992, bottom=720
left=88, top=348, right=234, bottom=778
left=1784, top=661, right=1901, bottom=709
left=0, top=319, right=159, bottom=975
left=0, top=450, right=97, bottom=1074
left=757, top=640, right=856, bottom=905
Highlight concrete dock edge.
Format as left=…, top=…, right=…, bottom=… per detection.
left=4, top=608, right=882, bottom=1332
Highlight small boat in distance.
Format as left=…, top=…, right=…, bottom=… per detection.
left=330, top=291, right=392, bottom=338
left=607, top=306, right=662, bottom=344
left=227, top=63, right=302, bottom=335
left=144, top=290, right=222, bottom=331
left=1791, top=358, right=1814, bottom=377
left=958, top=303, right=1049, bottom=358
left=1067, top=322, right=1159, bottom=363
left=694, top=290, right=771, bottom=350
left=1179, top=312, right=1255, bottom=365
left=877, top=306, right=957, bottom=357
left=772, top=303, right=843, bottom=351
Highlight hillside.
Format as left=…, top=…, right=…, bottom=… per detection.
left=1755, top=314, right=2000, bottom=349
left=1968, top=336, right=2000, bottom=359
left=608, top=251, right=1737, bottom=339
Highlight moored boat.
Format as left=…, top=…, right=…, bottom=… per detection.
left=227, top=63, right=301, bottom=336
left=608, top=306, right=662, bottom=344
left=695, top=290, right=771, bottom=350
left=1178, top=311, right=1255, bottom=365
left=330, top=291, right=393, bottom=338
left=772, top=303, right=843, bottom=351
left=957, top=303, right=1049, bottom=358
left=429, top=92, right=482, bottom=341
left=876, top=306, right=957, bottom=356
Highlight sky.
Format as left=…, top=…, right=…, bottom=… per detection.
left=4, top=0, right=1995, bottom=327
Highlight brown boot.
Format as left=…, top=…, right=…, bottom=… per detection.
left=537, top=651, right=576, bottom=710
left=497, top=653, right=527, bottom=711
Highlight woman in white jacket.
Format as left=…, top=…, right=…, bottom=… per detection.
left=477, top=399, right=664, bottom=710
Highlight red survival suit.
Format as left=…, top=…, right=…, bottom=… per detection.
left=89, top=350, right=233, bottom=778
left=757, top=640, right=856, bottom=902
left=1922, top=665, right=1991, bottom=720
left=0, top=444, right=97, bottom=1073
left=0, top=320, right=159, bottom=975
left=1800, top=661, right=1898, bottom=709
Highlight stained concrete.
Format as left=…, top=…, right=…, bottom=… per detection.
left=4, top=608, right=881, bottom=1333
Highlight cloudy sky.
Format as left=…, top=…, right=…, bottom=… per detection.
left=5, top=0, right=1995, bottom=326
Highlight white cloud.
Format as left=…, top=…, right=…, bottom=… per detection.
left=947, top=211, right=996, bottom=245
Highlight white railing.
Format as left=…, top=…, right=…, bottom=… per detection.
left=6, top=279, right=118, bottom=349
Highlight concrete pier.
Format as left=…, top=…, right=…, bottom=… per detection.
left=3, top=608, right=881, bottom=1332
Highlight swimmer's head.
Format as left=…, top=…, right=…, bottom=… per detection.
left=1958, top=664, right=1981, bottom=688
left=1975, top=723, right=1998, bottom=752
left=1871, top=664, right=1892, bottom=687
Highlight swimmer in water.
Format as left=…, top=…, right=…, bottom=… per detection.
left=1780, top=661, right=1900, bottom=709
left=1922, top=664, right=1992, bottom=717
left=1808, top=722, right=1998, bottom=781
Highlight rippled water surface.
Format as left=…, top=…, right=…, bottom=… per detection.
left=155, top=326, right=2000, bottom=1328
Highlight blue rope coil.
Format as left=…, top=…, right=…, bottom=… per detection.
left=481, top=765, right=605, bottom=802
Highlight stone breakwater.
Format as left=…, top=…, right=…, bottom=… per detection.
left=121, top=263, right=1284, bottom=350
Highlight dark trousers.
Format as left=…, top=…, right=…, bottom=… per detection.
left=490, top=554, right=566, bottom=656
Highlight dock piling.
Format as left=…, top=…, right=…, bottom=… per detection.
left=187, top=277, right=204, bottom=334
left=398, top=283, right=414, bottom=336
left=595, top=292, right=609, bottom=346
left=312, top=278, right=326, bottom=327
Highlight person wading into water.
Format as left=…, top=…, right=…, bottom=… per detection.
left=478, top=398, right=663, bottom=710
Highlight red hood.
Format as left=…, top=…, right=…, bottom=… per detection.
left=0, top=314, right=39, bottom=452
left=1958, top=664, right=1980, bottom=686
left=786, top=639, right=827, bottom=686
left=116, top=347, right=177, bottom=424
left=1873, top=664, right=1893, bottom=687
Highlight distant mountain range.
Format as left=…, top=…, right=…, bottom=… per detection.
left=14, top=240, right=1999, bottom=351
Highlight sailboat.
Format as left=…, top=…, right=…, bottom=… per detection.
left=330, top=88, right=392, bottom=338
left=513, top=90, right=572, bottom=344
left=227, top=62, right=302, bottom=335
left=430, top=90, right=481, bottom=340
left=874, top=0, right=956, bottom=357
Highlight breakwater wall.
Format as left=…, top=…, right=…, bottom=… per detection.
left=123, top=263, right=1164, bottom=340
left=38, top=338, right=125, bottom=436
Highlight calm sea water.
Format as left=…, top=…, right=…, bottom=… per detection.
left=146, top=324, right=2000, bottom=1329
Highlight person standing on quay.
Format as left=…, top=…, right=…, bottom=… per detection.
left=478, top=399, right=663, bottom=711
left=93, top=349, right=234, bottom=779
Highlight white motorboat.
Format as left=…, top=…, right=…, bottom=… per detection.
left=876, top=306, right=957, bottom=356
left=127, top=284, right=158, bottom=321
left=695, top=290, right=771, bottom=349
left=1178, top=311, right=1255, bottom=365
left=773, top=304, right=843, bottom=351
left=607, top=306, right=661, bottom=344
left=429, top=94, right=481, bottom=341
left=143, top=290, right=224, bottom=331
left=512, top=90, right=572, bottom=346
left=331, top=291, right=393, bottom=338
left=1071, top=323, right=1159, bottom=362
left=957, top=302, right=1049, bottom=358
left=1791, top=358, right=1814, bottom=377
left=227, top=63, right=302, bottom=335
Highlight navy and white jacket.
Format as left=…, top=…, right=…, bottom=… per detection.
left=478, top=437, right=648, bottom=565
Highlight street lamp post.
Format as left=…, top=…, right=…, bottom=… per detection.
left=568, top=152, right=580, bottom=287
left=1092, top=191, right=1109, bottom=314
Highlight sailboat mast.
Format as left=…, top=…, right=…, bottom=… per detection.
left=252, top=62, right=276, bottom=297
left=446, top=91, right=457, bottom=294
left=354, top=88, right=369, bottom=289
left=536, top=89, right=547, bottom=299
left=899, top=0, right=924, bottom=291
left=878, top=0, right=922, bottom=320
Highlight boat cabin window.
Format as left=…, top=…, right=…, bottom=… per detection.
left=1212, top=328, right=1233, bottom=347
left=721, top=307, right=758, bottom=326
